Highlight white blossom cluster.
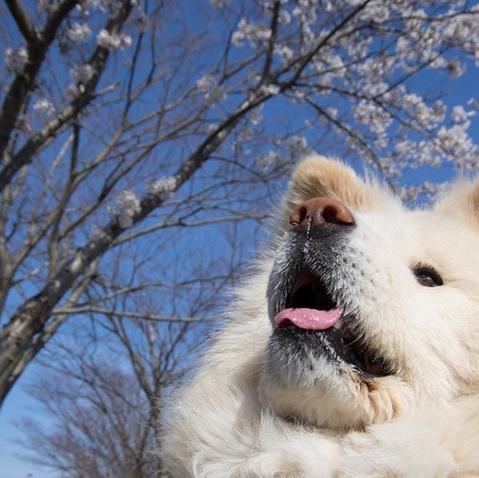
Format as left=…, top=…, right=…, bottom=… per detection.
left=451, top=105, right=474, bottom=124
left=148, top=176, right=177, bottom=196
left=70, top=64, right=95, bottom=83
left=256, top=135, right=311, bottom=171
left=72, top=0, right=129, bottom=15
left=250, top=105, right=264, bottom=126
left=97, top=29, right=132, bottom=50
left=232, top=19, right=271, bottom=46
left=400, top=181, right=449, bottom=202
left=196, top=74, right=216, bottom=93
left=66, top=64, right=96, bottom=99
left=228, top=0, right=479, bottom=179
left=436, top=122, right=478, bottom=168
left=256, top=150, right=282, bottom=171
left=32, top=98, right=55, bottom=115
left=115, top=190, right=141, bottom=228
left=385, top=107, right=478, bottom=174
left=402, top=94, right=446, bottom=129
left=287, top=135, right=310, bottom=157
left=66, top=84, right=85, bottom=100
left=274, top=44, right=294, bottom=62
left=195, top=74, right=227, bottom=102
left=67, top=23, right=92, bottom=44
left=354, top=101, right=391, bottom=137
left=4, top=47, right=28, bottom=74
left=260, top=84, right=280, bottom=96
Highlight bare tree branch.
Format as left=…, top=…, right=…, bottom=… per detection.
left=52, top=306, right=221, bottom=323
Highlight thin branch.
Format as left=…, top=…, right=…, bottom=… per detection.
left=52, top=307, right=221, bottom=323
left=261, top=0, right=281, bottom=82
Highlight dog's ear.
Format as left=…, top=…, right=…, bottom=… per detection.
left=435, top=181, right=479, bottom=227
left=287, top=155, right=385, bottom=211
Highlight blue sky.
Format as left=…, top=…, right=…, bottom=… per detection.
left=1, top=364, right=54, bottom=478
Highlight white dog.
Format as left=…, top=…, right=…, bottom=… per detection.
left=163, top=156, right=479, bottom=477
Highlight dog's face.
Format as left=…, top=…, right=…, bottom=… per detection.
left=259, top=156, right=479, bottom=430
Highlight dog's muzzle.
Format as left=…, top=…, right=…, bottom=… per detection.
left=265, top=197, right=392, bottom=379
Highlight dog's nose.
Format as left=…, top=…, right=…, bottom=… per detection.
left=289, top=197, right=355, bottom=229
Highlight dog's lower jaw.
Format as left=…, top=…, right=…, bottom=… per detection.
left=258, top=369, right=411, bottom=431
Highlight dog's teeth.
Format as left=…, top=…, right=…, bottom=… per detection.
left=333, top=318, right=343, bottom=330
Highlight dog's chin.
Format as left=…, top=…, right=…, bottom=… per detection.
left=258, top=349, right=409, bottom=430
left=259, top=319, right=408, bottom=430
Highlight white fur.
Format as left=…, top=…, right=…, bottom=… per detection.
left=163, top=156, right=479, bottom=477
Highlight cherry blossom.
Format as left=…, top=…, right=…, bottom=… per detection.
left=67, top=23, right=92, bottom=43
left=148, top=177, right=177, bottom=196
left=5, top=47, right=28, bottom=74
left=97, top=29, right=132, bottom=50
left=196, top=74, right=226, bottom=101
left=32, top=99, right=55, bottom=115
left=70, top=64, right=95, bottom=83
left=116, top=190, right=141, bottom=228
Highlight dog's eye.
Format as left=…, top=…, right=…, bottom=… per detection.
left=412, top=264, right=443, bottom=287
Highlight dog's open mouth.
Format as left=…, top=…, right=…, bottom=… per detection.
left=273, top=269, right=391, bottom=378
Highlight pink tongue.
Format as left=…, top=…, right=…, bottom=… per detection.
left=274, top=307, right=343, bottom=330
